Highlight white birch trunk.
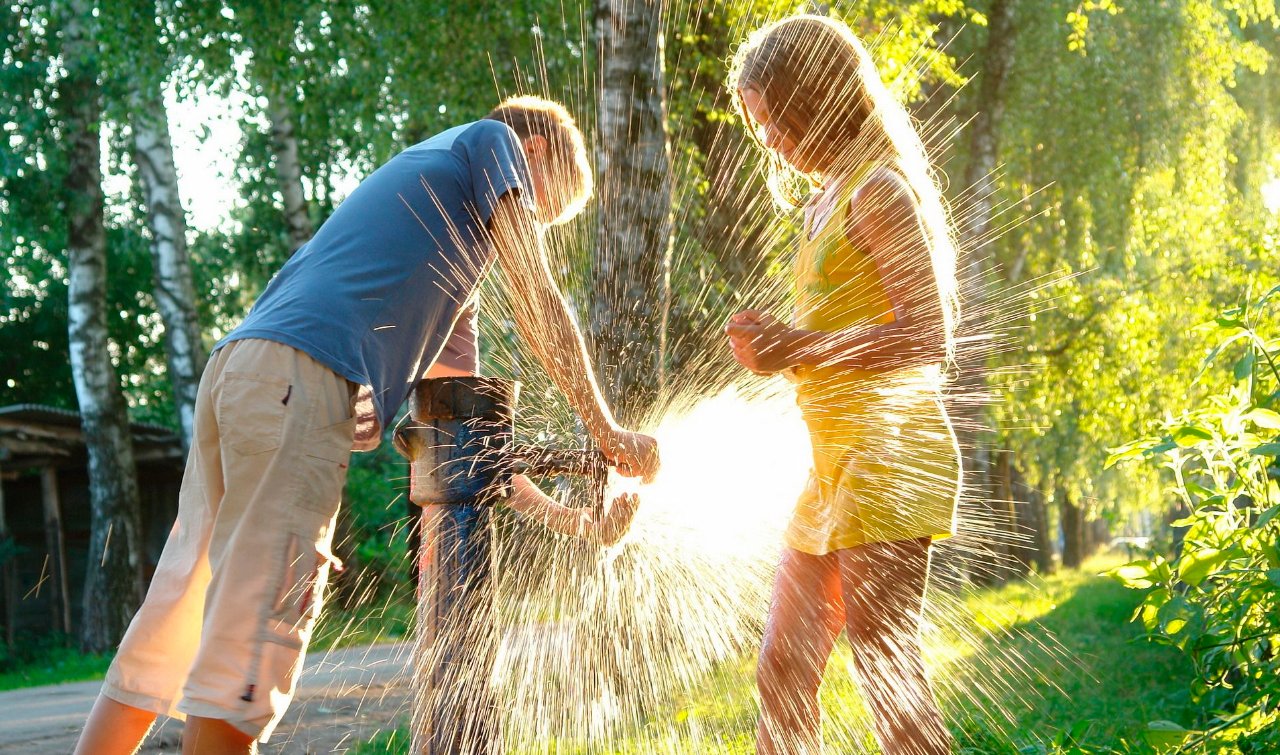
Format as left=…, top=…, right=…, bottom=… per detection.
left=59, top=0, right=146, bottom=652
left=267, top=85, right=314, bottom=256
left=592, top=0, right=674, bottom=425
left=131, top=82, right=205, bottom=449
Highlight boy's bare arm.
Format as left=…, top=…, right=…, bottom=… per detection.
left=508, top=474, right=638, bottom=546
left=489, top=193, right=659, bottom=480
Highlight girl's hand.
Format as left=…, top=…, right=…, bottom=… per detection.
left=725, top=309, right=796, bottom=374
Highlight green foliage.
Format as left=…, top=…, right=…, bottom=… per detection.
left=978, top=0, right=1280, bottom=534
left=0, top=632, right=112, bottom=691
left=338, top=436, right=417, bottom=598
left=1108, top=293, right=1280, bottom=752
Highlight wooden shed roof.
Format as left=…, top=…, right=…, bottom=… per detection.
left=0, top=404, right=183, bottom=471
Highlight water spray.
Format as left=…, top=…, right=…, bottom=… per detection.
left=393, top=376, right=609, bottom=754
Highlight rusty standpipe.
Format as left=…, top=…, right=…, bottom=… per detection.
left=394, top=376, right=607, bottom=755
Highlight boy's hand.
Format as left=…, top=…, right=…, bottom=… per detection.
left=595, top=492, right=640, bottom=546
left=602, top=429, right=660, bottom=483
left=725, top=309, right=796, bottom=374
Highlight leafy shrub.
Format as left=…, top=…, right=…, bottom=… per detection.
left=1106, top=290, right=1280, bottom=753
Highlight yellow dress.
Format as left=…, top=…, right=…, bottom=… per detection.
left=785, top=163, right=960, bottom=555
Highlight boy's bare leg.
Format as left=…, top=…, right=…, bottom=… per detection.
left=182, top=715, right=257, bottom=754
left=756, top=548, right=845, bottom=754
left=839, top=537, right=951, bottom=755
left=73, top=694, right=157, bottom=755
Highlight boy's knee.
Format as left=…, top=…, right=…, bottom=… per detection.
left=183, top=715, right=258, bottom=754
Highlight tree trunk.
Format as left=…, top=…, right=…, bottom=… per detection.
left=41, top=467, right=72, bottom=637
left=592, top=0, right=674, bottom=426
left=266, top=84, right=314, bottom=256
left=59, top=0, right=146, bottom=652
left=993, top=449, right=1028, bottom=578
left=131, top=81, right=206, bottom=450
left=1085, top=517, right=1110, bottom=560
left=963, top=0, right=1015, bottom=250
left=955, top=0, right=1017, bottom=582
left=0, top=472, right=15, bottom=648
left=1059, top=484, right=1084, bottom=569
left=1010, top=461, right=1053, bottom=573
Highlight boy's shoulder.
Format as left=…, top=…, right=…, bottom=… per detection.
left=414, top=119, right=517, bottom=151
left=453, top=119, right=522, bottom=156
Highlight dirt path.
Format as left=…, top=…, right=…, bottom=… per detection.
left=0, top=644, right=412, bottom=754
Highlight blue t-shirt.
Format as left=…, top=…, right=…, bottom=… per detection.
left=217, top=120, right=533, bottom=428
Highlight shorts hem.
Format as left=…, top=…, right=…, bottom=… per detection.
left=786, top=527, right=954, bottom=556
left=101, top=681, right=185, bottom=721
left=177, top=698, right=274, bottom=742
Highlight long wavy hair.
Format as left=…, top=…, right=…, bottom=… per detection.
left=727, top=14, right=960, bottom=359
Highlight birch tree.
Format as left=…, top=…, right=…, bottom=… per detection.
left=592, top=0, right=674, bottom=425
left=104, top=1, right=207, bottom=448
left=58, top=0, right=145, bottom=651
left=130, top=83, right=205, bottom=447
left=235, top=2, right=316, bottom=256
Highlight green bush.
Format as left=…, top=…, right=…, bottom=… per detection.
left=1106, top=289, right=1280, bottom=753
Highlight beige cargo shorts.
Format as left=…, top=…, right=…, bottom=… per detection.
left=102, top=338, right=356, bottom=741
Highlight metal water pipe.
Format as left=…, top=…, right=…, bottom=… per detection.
left=394, top=376, right=607, bottom=754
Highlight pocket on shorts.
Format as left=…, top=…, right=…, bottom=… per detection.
left=267, top=534, right=340, bottom=643
left=216, top=371, right=292, bottom=456
left=295, top=417, right=355, bottom=515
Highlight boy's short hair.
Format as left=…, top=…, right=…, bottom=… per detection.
left=485, top=96, right=593, bottom=224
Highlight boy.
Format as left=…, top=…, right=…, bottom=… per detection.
left=75, top=96, right=659, bottom=755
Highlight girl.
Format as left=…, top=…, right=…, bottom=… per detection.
left=724, top=15, right=961, bottom=755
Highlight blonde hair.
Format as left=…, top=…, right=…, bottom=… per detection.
left=485, top=96, right=594, bottom=224
left=728, top=14, right=960, bottom=358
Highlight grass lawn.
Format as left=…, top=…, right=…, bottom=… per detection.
left=940, top=554, right=1198, bottom=753
left=0, top=635, right=113, bottom=691
left=356, top=553, right=1200, bottom=754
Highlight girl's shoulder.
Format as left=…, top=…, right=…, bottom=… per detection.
left=847, top=161, right=913, bottom=214
left=844, top=161, right=921, bottom=251
left=805, top=160, right=904, bottom=242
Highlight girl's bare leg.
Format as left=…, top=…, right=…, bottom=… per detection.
left=838, top=537, right=951, bottom=755
left=756, top=548, right=846, bottom=754
left=73, top=694, right=157, bottom=755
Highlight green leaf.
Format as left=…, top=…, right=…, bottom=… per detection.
left=1144, top=720, right=1194, bottom=751
left=1260, top=539, right=1280, bottom=569
left=1256, top=283, right=1280, bottom=308
left=1156, top=595, right=1195, bottom=637
left=1196, top=330, right=1250, bottom=381
left=1249, top=442, right=1280, bottom=457
left=1243, top=408, right=1280, bottom=429
left=1105, top=437, right=1162, bottom=468
left=1177, top=547, right=1231, bottom=587
left=1110, top=559, right=1158, bottom=589
left=1172, top=425, right=1214, bottom=446
left=1234, top=350, right=1256, bottom=381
